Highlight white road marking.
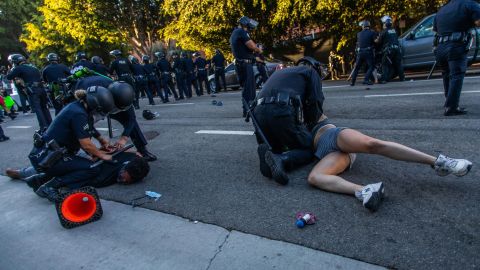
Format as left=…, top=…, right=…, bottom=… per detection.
left=96, top=128, right=119, bottom=131
left=365, top=90, right=480, bottom=98
left=323, top=85, right=350, bottom=89
left=151, top=103, right=195, bottom=106
left=196, top=130, right=254, bottom=135
left=6, top=126, right=32, bottom=129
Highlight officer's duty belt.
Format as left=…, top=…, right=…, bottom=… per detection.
left=197, top=68, right=206, bottom=71
left=437, top=32, right=470, bottom=44
left=163, top=72, right=170, bottom=74
left=119, top=74, right=131, bottom=77
left=357, top=47, right=372, bottom=52
left=236, top=59, right=254, bottom=64
left=257, top=96, right=293, bottom=106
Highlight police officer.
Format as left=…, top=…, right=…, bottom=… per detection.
left=230, top=16, right=262, bottom=117
left=172, top=52, right=187, bottom=99
left=6, top=54, right=52, bottom=129
left=375, top=15, right=405, bottom=83
left=434, top=0, right=480, bottom=116
left=75, top=75, right=157, bottom=161
left=129, top=55, right=154, bottom=106
left=91, top=56, right=110, bottom=76
left=350, top=20, right=377, bottom=86
left=328, top=51, right=341, bottom=80
left=193, top=52, right=212, bottom=95
left=211, top=49, right=227, bottom=92
left=71, top=51, right=95, bottom=71
left=182, top=52, right=196, bottom=98
left=155, top=51, right=178, bottom=101
left=30, top=86, right=115, bottom=201
left=252, top=57, right=325, bottom=185
left=42, top=53, right=71, bottom=115
left=142, top=55, right=164, bottom=103
left=255, top=44, right=269, bottom=87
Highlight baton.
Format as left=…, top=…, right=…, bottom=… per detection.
left=427, top=61, right=437, bottom=80
left=242, top=98, right=272, bottom=150
left=90, top=143, right=134, bottom=168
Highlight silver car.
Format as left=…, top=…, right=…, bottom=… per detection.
left=399, top=14, right=480, bottom=69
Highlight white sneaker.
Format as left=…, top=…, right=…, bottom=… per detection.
left=361, top=182, right=385, bottom=212
left=434, top=154, right=472, bottom=177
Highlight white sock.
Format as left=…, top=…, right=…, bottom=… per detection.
left=355, top=190, right=363, bottom=201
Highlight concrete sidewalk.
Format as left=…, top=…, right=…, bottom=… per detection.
left=0, top=177, right=384, bottom=270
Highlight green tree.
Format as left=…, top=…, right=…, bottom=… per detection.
left=0, top=0, right=40, bottom=62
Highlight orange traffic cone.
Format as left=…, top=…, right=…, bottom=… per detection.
left=55, top=186, right=103, bottom=229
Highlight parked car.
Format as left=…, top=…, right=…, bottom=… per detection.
left=399, top=14, right=480, bottom=69
left=208, top=61, right=286, bottom=91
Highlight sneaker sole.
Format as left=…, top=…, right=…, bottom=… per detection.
left=455, top=163, right=473, bottom=177
left=257, top=144, right=272, bottom=178
left=364, top=183, right=385, bottom=212
left=265, top=151, right=289, bottom=185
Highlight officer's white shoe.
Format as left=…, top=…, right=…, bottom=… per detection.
left=434, top=154, right=472, bottom=177
left=361, top=182, right=385, bottom=212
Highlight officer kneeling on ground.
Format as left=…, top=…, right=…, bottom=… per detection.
left=29, top=86, right=115, bottom=202
left=75, top=75, right=157, bottom=161
left=252, top=57, right=325, bottom=185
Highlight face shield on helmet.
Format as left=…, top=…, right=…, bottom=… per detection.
left=238, top=16, right=258, bottom=30
left=108, top=81, right=134, bottom=113
left=85, top=86, right=115, bottom=116
left=47, top=53, right=59, bottom=62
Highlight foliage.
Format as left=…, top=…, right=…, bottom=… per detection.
left=0, top=0, right=40, bottom=62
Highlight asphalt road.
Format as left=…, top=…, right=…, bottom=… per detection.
left=1, top=76, right=479, bottom=270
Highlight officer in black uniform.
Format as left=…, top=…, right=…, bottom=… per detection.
left=155, top=51, right=178, bottom=101
left=182, top=52, right=195, bottom=98
left=434, top=0, right=480, bottom=116
left=172, top=52, right=187, bottom=99
left=91, top=56, right=110, bottom=76
left=71, top=51, right=95, bottom=71
left=75, top=76, right=157, bottom=161
left=252, top=57, right=325, bottom=185
left=230, top=16, right=262, bottom=117
left=212, top=49, right=227, bottom=92
left=7, top=54, right=52, bottom=129
left=30, top=86, right=115, bottom=201
left=42, top=53, right=71, bottom=115
left=109, top=49, right=137, bottom=106
left=193, top=52, right=212, bottom=95
left=142, top=55, right=164, bottom=103
left=350, top=20, right=377, bottom=86
left=130, top=55, right=154, bottom=106
left=376, top=15, right=405, bottom=83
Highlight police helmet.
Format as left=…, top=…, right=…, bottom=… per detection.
left=296, top=56, right=322, bottom=74
left=142, top=55, right=150, bottom=63
left=192, top=52, right=200, bottom=57
left=91, top=56, right=104, bottom=65
left=76, top=51, right=87, bottom=61
left=215, top=49, right=221, bottom=55
left=46, top=53, right=59, bottom=62
left=128, top=55, right=139, bottom=64
left=142, top=109, right=156, bottom=120
left=238, top=16, right=258, bottom=30
left=108, top=81, right=134, bottom=111
left=85, top=86, right=115, bottom=116
left=180, top=52, right=187, bottom=58
left=359, top=20, right=371, bottom=28
left=110, top=49, right=122, bottom=57
left=381, top=15, right=392, bottom=24
left=7, top=54, right=26, bottom=65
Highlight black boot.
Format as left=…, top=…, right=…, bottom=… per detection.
left=257, top=144, right=272, bottom=178
left=35, top=178, right=61, bottom=202
left=139, top=148, right=157, bottom=162
left=24, top=173, right=50, bottom=192
left=265, top=150, right=289, bottom=185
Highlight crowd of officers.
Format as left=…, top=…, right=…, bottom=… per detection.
left=350, top=15, right=405, bottom=86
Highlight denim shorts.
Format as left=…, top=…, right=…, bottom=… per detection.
left=314, top=127, right=347, bottom=160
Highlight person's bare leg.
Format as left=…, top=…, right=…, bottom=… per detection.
left=307, top=152, right=363, bottom=195
left=337, top=129, right=436, bottom=165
